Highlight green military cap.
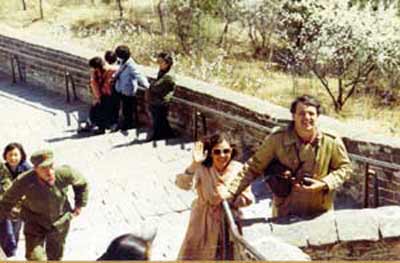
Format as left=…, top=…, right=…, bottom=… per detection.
left=30, top=149, right=54, bottom=167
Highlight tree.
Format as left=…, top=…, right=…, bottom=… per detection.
left=39, top=0, right=44, bottom=19
left=21, top=0, right=26, bottom=10
left=239, top=0, right=282, bottom=58
left=215, top=0, right=242, bottom=47
left=278, top=0, right=400, bottom=111
left=157, top=0, right=168, bottom=35
left=168, top=0, right=215, bottom=54
left=116, top=0, right=123, bottom=18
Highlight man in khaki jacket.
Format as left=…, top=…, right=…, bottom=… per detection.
left=228, top=95, right=352, bottom=218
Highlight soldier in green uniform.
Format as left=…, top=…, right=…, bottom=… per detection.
left=0, top=149, right=89, bottom=260
left=227, top=95, right=352, bottom=218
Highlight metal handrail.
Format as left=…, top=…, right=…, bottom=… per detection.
left=172, top=97, right=273, bottom=133
left=349, top=153, right=400, bottom=170
left=222, top=200, right=266, bottom=260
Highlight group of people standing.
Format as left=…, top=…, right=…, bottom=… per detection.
left=84, top=45, right=176, bottom=141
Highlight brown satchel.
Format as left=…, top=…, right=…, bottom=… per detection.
left=264, top=159, right=310, bottom=198
left=264, top=160, right=293, bottom=198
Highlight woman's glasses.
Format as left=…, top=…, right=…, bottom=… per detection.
left=212, top=148, right=232, bottom=155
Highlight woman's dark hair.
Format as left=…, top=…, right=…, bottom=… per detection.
left=157, top=52, right=173, bottom=67
left=104, top=50, right=117, bottom=65
left=88, top=57, right=105, bottom=69
left=115, top=45, right=131, bottom=62
left=202, top=132, right=238, bottom=168
left=3, top=142, right=26, bottom=163
left=97, top=234, right=151, bottom=261
left=290, top=94, right=322, bottom=115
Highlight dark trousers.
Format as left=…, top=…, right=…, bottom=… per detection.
left=0, top=219, right=22, bottom=257
left=150, top=104, right=174, bottom=139
left=89, top=95, right=119, bottom=129
left=119, top=94, right=137, bottom=129
left=24, top=219, right=70, bottom=261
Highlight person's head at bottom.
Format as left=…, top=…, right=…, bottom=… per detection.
left=97, top=234, right=152, bottom=260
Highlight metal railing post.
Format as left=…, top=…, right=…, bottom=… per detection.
left=10, top=55, right=16, bottom=83
left=373, top=170, right=379, bottom=208
left=65, top=71, right=71, bottom=103
left=193, top=111, right=207, bottom=141
left=363, top=163, right=370, bottom=208
left=15, top=56, right=24, bottom=82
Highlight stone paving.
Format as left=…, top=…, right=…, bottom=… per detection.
left=0, top=72, right=202, bottom=260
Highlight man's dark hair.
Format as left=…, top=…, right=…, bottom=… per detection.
left=97, top=234, right=151, bottom=261
left=290, top=94, right=322, bottom=115
left=104, top=50, right=117, bottom=65
left=115, top=45, right=131, bottom=62
left=157, top=52, right=173, bottom=67
left=3, top=142, right=26, bottom=163
left=88, top=57, right=104, bottom=69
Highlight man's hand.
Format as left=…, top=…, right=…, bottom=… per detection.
left=293, top=177, right=328, bottom=193
left=92, top=98, right=100, bottom=105
left=72, top=207, right=82, bottom=217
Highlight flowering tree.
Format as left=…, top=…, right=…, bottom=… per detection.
left=239, top=0, right=281, bottom=58
left=279, top=0, right=400, bottom=111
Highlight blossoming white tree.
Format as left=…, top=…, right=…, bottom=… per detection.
left=279, top=0, right=400, bottom=111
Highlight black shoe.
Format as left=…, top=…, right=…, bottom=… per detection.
left=108, top=123, right=119, bottom=133
left=92, top=127, right=105, bottom=135
left=77, top=122, right=92, bottom=133
left=120, top=123, right=135, bottom=131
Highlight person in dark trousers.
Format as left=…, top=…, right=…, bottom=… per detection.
left=114, top=45, right=150, bottom=131
left=0, top=143, right=31, bottom=257
left=104, top=50, right=120, bottom=132
left=88, top=56, right=118, bottom=135
left=146, top=52, right=176, bottom=141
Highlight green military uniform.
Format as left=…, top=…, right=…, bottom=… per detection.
left=229, top=125, right=352, bottom=217
left=0, top=150, right=89, bottom=261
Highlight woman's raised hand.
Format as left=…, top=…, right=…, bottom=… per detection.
left=192, top=141, right=207, bottom=164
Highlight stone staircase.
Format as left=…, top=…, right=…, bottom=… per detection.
left=0, top=73, right=197, bottom=260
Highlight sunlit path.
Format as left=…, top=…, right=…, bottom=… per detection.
left=0, top=72, right=196, bottom=260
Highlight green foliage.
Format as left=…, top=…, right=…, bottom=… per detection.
left=167, top=0, right=221, bottom=54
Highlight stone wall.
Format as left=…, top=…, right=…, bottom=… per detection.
left=0, top=27, right=399, bottom=206
left=304, top=238, right=400, bottom=261
left=242, top=206, right=400, bottom=261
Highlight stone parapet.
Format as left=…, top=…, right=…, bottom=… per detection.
left=242, top=206, right=400, bottom=260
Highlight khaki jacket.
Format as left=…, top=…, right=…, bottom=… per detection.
left=229, top=125, right=352, bottom=217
